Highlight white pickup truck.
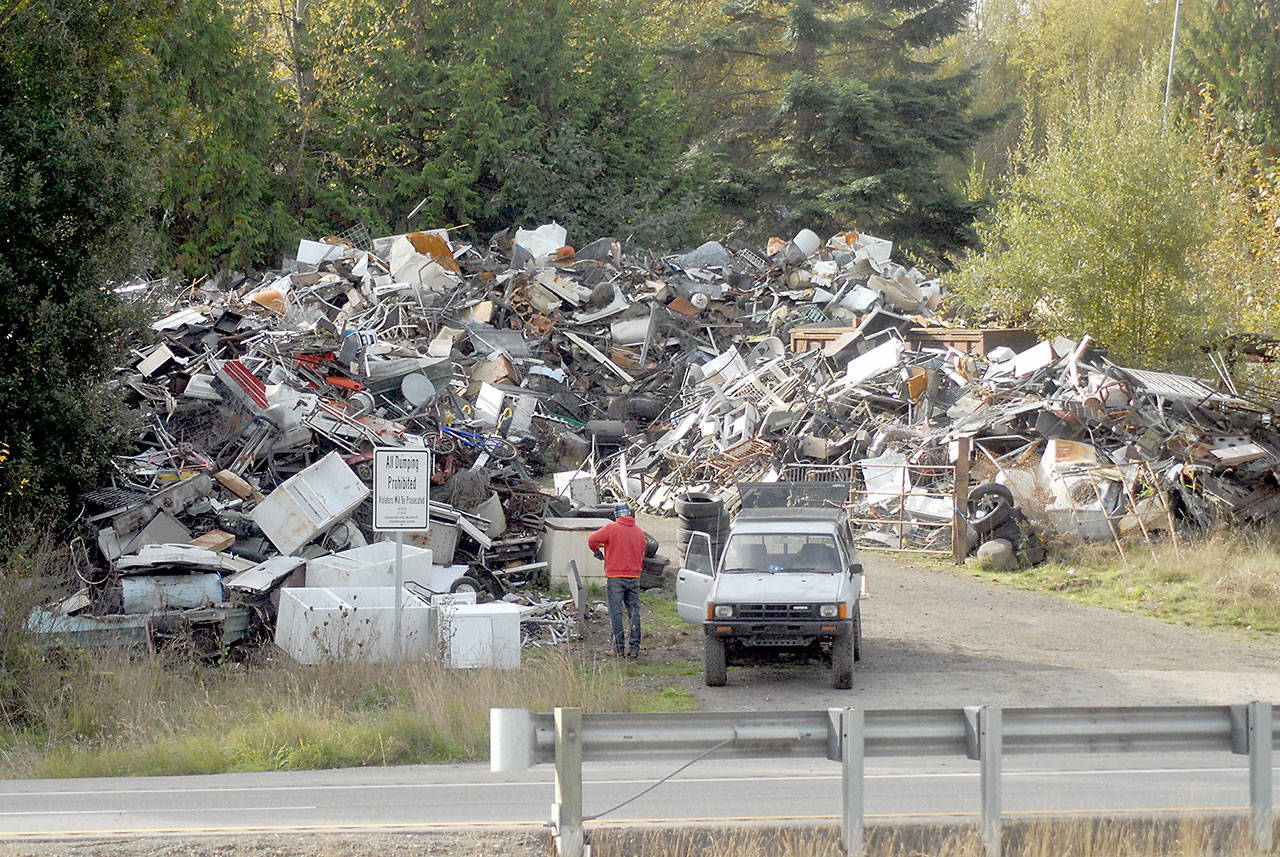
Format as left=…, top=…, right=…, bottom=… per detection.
left=676, top=506, right=864, bottom=688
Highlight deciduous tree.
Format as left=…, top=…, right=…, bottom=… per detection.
left=947, top=71, right=1213, bottom=369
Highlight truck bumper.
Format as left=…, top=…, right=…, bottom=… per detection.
left=704, top=618, right=852, bottom=647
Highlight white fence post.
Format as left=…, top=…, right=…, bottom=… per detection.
left=1249, top=701, right=1273, bottom=852
left=980, top=705, right=1003, bottom=857
left=553, top=707, right=585, bottom=857
left=842, top=708, right=865, bottom=854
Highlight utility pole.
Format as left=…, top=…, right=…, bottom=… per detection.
left=1162, top=0, right=1183, bottom=135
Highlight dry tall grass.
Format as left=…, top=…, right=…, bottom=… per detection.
left=996, top=526, right=1280, bottom=633
left=0, top=646, right=629, bottom=779
left=588, top=816, right=1270, bottom=857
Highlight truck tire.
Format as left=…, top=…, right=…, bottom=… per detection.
left=832, top=633, right=854, bottom=689
left=853, top=604, right=862, bottom=663
left=705, top=635, right=727, bottom=687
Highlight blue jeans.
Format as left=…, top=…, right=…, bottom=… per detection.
left=606, top=577, right=641, bottom=655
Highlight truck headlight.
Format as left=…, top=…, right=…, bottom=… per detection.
left=712, top=604, right=734, bottom=619
left=819, top=604, right=839, bottom=618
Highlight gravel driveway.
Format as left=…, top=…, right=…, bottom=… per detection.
left=638, top=514, right=1280, bottom=711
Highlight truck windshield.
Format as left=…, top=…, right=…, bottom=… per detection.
left=720, top=534, right=841, bottom=573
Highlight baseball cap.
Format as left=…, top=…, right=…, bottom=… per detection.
left=614, top=502, right=632, bottom=518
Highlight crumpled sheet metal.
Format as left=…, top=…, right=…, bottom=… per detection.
left=59, top=223, right=1280, bottom=651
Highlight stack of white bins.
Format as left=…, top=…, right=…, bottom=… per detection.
left=305, top=542, right=469, bottom=595
left=274, top=586, right=431, bottom=665
left=434, top=597, right=524, bottom=669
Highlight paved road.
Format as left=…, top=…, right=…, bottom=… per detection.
left=0, top=753, right=1272, bottom=838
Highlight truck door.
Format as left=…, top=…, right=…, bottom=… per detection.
left=676, top=531, right=714, bottom=625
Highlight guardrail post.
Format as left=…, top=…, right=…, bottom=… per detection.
left=980, top=705, right=1003, bottom=857
left=552, top=707, right=585, bottom=857
left=1248, top=701, right=1273, bottom=852
left=841, top=708, right=865, bottom=854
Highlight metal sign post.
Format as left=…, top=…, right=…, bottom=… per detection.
left=373, top=448, right=431, bottom=662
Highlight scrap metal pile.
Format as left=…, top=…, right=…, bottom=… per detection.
left=35, top=221, right=1280, bottom=656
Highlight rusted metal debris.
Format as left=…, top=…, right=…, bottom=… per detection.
left=36, top=224, right=1278, bottom=656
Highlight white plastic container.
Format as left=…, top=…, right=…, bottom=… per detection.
left=436, top=601, right=524, bottom=669
left=274, top=586, right=431, bottom=665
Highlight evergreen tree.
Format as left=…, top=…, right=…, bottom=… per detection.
left=0, top=0, right=157, bottom=526
left=306, top=0, right=686, bottom=242
left=679, top=0, right=990, bottom=264
left=152, top=0, right=300, bottom=277
left=1178, top=0, right=1280, bottom=158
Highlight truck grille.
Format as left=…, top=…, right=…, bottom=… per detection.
left=735, top=603, right=818, bottom=620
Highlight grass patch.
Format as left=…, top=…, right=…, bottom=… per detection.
left=631, top=685, right=700, bottom=713
left=0, top=645, right=639, bottom=779
left=623, top=658, right=701, bottom=679
left=642, top=589, right=686, bottom=634
left=965, top=529, right=1280, bottom=634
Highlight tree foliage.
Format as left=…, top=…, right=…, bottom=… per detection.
left=303, top=0, right=689, bottom=243
left=947, top=71, right=1214, bottom=369
left=0, top=0, right=155, bottom=525
left=1178, top=0, right=1280, bottom=158
left=152, top=0, right=299, bottom=277
left=678, top=0, right=992, bottom=265
left=948, top=0, right=1174, bottom=176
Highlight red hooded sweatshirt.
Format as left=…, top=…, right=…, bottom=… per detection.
left=587, top=515, right=646, bottom=578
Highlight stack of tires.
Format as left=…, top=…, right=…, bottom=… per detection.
left=675, top=492, right=729, bottom=562
left=640, top=532, right=668, bottom=590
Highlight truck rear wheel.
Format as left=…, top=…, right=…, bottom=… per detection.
left=832, top=633, right=854, bottom=689
left=705, top=635, right=727, bottom=687
left=853, top=603, right=862, bottom=663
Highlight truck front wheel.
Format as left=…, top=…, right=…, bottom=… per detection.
left=705, top=635, right=727, bottom=686
left=832, top=633, right=854, bottom=689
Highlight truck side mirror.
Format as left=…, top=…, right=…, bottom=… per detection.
left=848, top=562, right=863, bottom=577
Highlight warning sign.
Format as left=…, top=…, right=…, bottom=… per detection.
left=372, top=448, right=432, bottom=531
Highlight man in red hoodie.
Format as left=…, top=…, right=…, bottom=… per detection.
left=588, top=502, right=647, bottom=657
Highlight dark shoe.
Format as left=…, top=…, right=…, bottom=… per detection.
left=626, top=651, right=639, bottom=659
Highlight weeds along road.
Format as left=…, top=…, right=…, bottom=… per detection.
left=5, top=518, right=1280, bottom=854
left=638, top=514, right=1280, bottom=711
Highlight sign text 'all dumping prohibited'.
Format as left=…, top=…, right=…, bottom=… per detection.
left=372, top=448, right=432, bottom=531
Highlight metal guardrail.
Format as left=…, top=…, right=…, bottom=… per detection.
left=491, top=703, right=1277, bottom=857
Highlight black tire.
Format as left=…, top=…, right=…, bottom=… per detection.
left=644, top=533, right=659, bottom=558
left=676, top=492, right=723, bottom=520
left=853, top=603, right=862, bottom=663
left=968, top=483, right=1016, bottom=534
left=704, top=635, right=727, bottom=686
left=832, top=633, right=854, bottom=689
left=640, top=556, right=668, bottom=590
left=968, top=482, right=1015, bottom=506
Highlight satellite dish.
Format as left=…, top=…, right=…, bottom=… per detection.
left=401, top=373, right=436, bottom=407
